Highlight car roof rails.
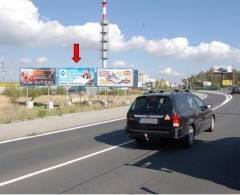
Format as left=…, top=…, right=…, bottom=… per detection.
left=142, top=89, right=165, bottom=95
left=173, top=89, right=191, bottom=93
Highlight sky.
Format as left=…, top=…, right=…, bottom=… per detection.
left=0, top=0, right=240, bottom=83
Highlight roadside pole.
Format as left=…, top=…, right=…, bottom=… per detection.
left=104, top=88, right=107, bottom=100
left=124, top=88, right=127, bottom=101
left=66, top=85, right=69, bottom=105
left=117, top=88, right=120, bottom=105
left=97, top=86, right=99, bottom=99
left=26, top=87, right=29, bottom=99
left=232, top=71, right=235, bottom=87
left=220, top=73, right=223, bottom=89
left=86, top=87, right=90, bottom=101
left=48, top=86, right=50, bottom=96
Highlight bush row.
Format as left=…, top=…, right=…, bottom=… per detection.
left=3, top=86, right=66, bottom=99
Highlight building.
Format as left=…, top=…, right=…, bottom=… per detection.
left=155, top=79, right=171, bottom=89
left=138, top=73, right=149, bottom=85
left=138, top=72, right=157, bottom=89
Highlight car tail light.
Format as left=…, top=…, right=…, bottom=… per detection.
left=172, top=112, right=180, bottom=128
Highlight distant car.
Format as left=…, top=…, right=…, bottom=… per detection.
left=231, top=86, right=240, bottom=94
left=125, top=90, right=215, bottom=147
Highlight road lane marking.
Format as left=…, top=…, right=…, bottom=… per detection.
left=202, top=94, right=208, bottom=100
left=212, top=94, right=232, bottom=111
left=198, top=90, right=232, bottom=110
left=0, top=92, right=232, bottom=188
left=0, top=117, right=125, bottom=145
left=0, top=139, right=134, bottom=187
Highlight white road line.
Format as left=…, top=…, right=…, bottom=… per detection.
left=212, top=94, right=232, bottom=111
left=199, top=90, right=232, bottom=111
left=0, top=117, right=125, bottom=145
left=0, top=92, right=232, bottom=188
left=0, top=140, right=134, bottom=187
left=202, top=94, right=208, bottom=100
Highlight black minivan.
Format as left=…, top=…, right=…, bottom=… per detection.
left=125, top=90, right=215, bottom=147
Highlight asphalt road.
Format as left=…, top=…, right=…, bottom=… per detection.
left=0, top=92, right=239, bottom=193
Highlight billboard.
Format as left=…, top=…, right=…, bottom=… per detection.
left=58, top=68, right=95, bottom=86
left=97, top=68, right=133, bottom=87
left=203, top=81, right=212, bottom=87
left=20, top=68, right=56, bottom=86
left=213, top=66, right=232, bottom=73
left=222, top=80, right=233, bottom=86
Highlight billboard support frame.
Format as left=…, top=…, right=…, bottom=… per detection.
left=66, top=85, right=69, bottom=105
left=47, top=85, right=50, bottom=97
left=26, top=87, right=29, bottom=99
left=104, top=88, right=107, bottom=100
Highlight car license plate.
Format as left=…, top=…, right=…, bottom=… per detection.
left=140, top=118, right=158, bottom=124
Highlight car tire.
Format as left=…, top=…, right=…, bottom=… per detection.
left=208, top=116, right=215, bottom=132
left=184, top=125, right=195, bottom=147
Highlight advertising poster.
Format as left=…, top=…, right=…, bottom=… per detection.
left=20, top=68, right=56, bottom=86
left=222, top=80, right=233, bottom=86
left=97, top=68, right=133, bottom=87
left=58, top=68, right=95, bottom=86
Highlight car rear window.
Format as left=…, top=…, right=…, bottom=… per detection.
left=130, top=96, right=172, bottom=115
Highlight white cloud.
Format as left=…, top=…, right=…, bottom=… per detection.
left=0, top=0, right=145, bottom=51
left=112, top=61, right=127, bottom=67
left=19, top=57, right=48, bottom=65
left=19, top=58, right=31, bottom=64
left=0, top=0, right=240, bottom=65
left=145, top=37, right=240, bottom=64
left=160, top=67, right=183, bottom=76
left=36, top=57, right=48, bottom=65
left=112, top=60, right=135, bottom=68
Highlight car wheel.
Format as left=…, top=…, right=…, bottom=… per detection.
left=208, top=116, right=215, bottom=132
left=184, top=125, right=195, bottom=147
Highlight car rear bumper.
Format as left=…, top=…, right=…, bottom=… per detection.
left=125, top=127, right=187, bottom=140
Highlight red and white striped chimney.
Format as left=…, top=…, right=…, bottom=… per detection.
left=102, top=0, right=107, bottom=21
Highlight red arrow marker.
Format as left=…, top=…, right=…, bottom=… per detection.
left=72, top=43, right=81, bottom=63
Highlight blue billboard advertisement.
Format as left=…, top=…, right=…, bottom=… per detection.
left=57, top=68, right=95, bottom=86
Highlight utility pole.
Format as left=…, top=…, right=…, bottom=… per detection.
left=1, top=62, right=6, bottom=82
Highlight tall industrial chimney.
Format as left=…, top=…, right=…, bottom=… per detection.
left=101, top=0, right=109, bottom=68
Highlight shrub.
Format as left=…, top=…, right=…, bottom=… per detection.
left=3, top=87, right=25, bottom=100
left=28, top=87, right=49, bottom=98
left=56, top=86, right=66, bottom=95
left=3, top=87, right=52, bottom=100
left=38, top=108, right=47, bottom=117
left=99, top=88, right=127, bottom=96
